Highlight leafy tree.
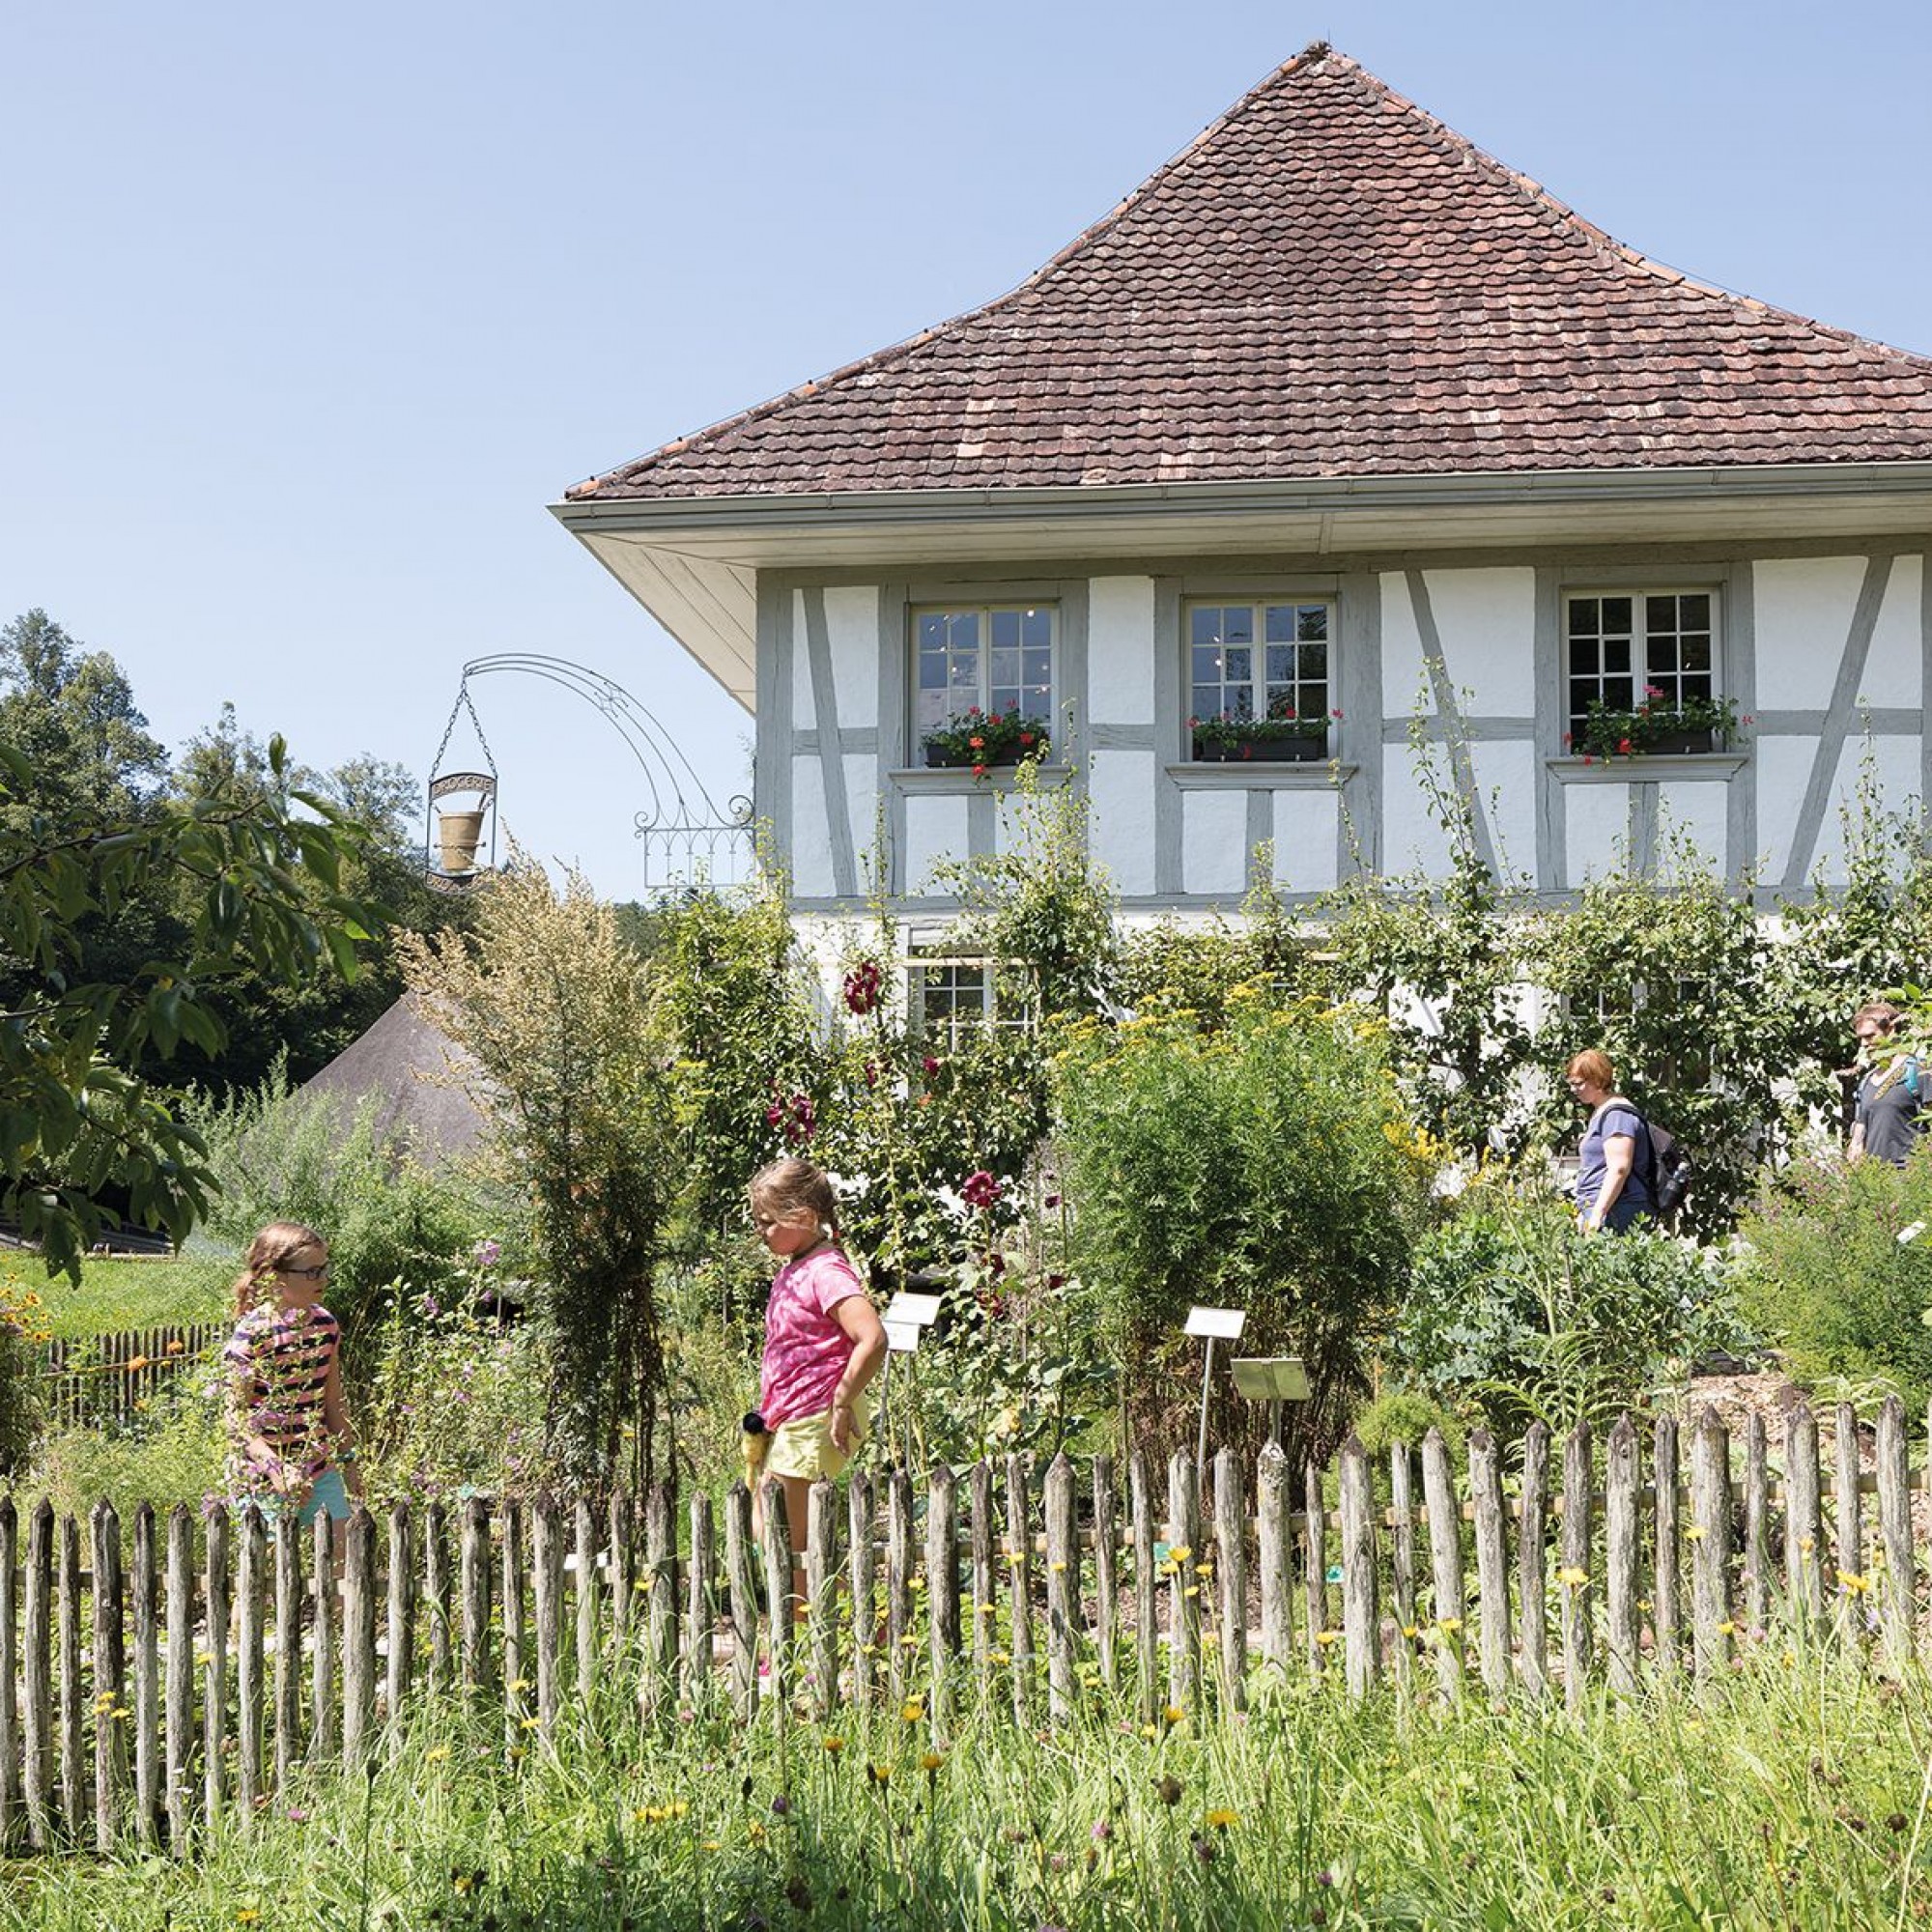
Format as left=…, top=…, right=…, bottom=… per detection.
left=0, top=730, right=381, bottom=1278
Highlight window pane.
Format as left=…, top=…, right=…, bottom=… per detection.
left=1265, top=644, right=1293, bottom=683
left=1605, top=639, right=1631, bottom=675
left=1569, top=599, right=1599, bottom=637
left=1192, top=685, right=1221, bottom=718
left=1225, top=647, right=1251, bottom=683
left=1682, top=634, right=1712, bottom=673
left=1193, top=644, right=1224, bottom=681
left=1022, top=609, right=1051, bottom=648
left=1264, top=605, right=1297, bottom=643
left=947, top=611, right=980, bottom=652
left=990, top=611, right=1020, bottom=650
left=1572, top=638, right=1598, bottom=675
left=1646, top=595, right=1678, bottom=632
left=1681, top=594, right=1711, bottom=629
left=991, top=648, right=1019, bottom=688
left=1300, top=641, right=1327, bottom=680
left=918, top=613, right=948, bottom=648
left=1602, top=597, right=1632, bottom=634
left=1299, top=605, right=1329, bottom=640
left=1022, top=648, right=1051, bottom=688
left=1192, top=607, right=1223, bottom=646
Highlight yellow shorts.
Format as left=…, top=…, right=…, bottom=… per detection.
left=766, top=1402, right=868, bottom=1481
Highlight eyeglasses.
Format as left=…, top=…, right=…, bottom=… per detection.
left=283, top=1262, right=330, bottom=1280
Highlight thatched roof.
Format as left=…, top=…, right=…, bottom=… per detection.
left=298, top=993, right=489, bottom=1165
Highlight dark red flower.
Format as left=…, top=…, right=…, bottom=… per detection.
left=922, top=1055, right=941, bottom=1076
left=972, top=762, right=987, bottom=778
left=842, top=960, right=883, bottom=1016
left=961, top=1170, right=1002, bottom=1210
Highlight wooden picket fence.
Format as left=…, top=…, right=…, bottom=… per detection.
left=0, top=1395, right=1925, bottom=1853
left=39, top=1324, right=224, bottom=1429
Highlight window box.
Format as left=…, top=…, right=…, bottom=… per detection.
left=925, top=741, right=1024, bottom=770
left=1640, top=726, right=1714, bottom=756
left=1191, top=731, right=1329, bottom=763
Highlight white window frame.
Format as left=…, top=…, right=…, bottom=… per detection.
left=1562, top=587, right=1720, bottom=748
left=1184, top=596, right=1337, bottom=757
left=912, top=603, right=1058, bottom=745
left=905, top=952, right=1032, bottom=1049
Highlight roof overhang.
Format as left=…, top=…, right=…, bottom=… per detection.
left=553, top=462, right=1932, bottom=711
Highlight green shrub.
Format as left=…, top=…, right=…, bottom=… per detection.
left=1351, top=1387, right=1465, bottom=1462
left=25, top=1395, right=225, bottom=1517
left=1735, top=1146, right=1932, bottom=1406
left=1052, top=993, right=1433, bottom=1460
left=1392, top=1188, right=1738, bottom=1431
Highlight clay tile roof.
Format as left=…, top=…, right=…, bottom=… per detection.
left=565, top=43, right=1932, bottom=502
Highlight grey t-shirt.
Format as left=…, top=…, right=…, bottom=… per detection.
left=1856, top=1056, right=1923, bottom=1167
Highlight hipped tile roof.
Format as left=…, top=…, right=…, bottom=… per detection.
left=567, top=43, right=1932, bottom=502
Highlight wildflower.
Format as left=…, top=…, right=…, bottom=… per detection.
left=1839, top=1570, right=1873, bottom=1596
left=971, top=763, right=987, bottom=779
left=747, top=1820, right=766, bottom=1843
left=1164, top=1703, right=1185, bottom=1726
left=1091, top=1819, right=1114, bottom=1842
left=901, top=1698, right=924, bottom=1723
left=841, top=961, right=883, bottom=1017
left=961, top=1169, right=1003, bottom=1209
left=1156, top=1775, right=1183, bottom=1806
left=286, top=1805, right=310, bottom=1823
left=1435, top=1617, right=1463, bottom=1634
left=1718, top=1620, right=1736, bottom=1635
left=770, top=1793, right=791, bottom=1816
left=1558, top=1567, right=1589, bottom=1587
left=1316, top=1630, right=1340, bottom=1648
left=236, top=1913, right=261, bottom=1927
left=1192, top=1832, right=1218, bottom=1863
left=867, top=1762, right=892, bottom=1786
left=823, top=1735, right=845, bottom=1755
left=521, top=1716, right=541, bottom=1731
left=1205, top=1808, right=1238, bottom=1831
left=426, top=1745, right=451, bottom=1762
left=921, top=1750, right=944, bottom=1774
left=1687, top=1525, right=1706, bottom=1541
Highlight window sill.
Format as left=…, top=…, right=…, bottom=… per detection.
left=1165, top=761, right=1358, bottom=790
left=1547, top=753, right=1747, bottom=784
left=891, top=762, right=1073, bottom=792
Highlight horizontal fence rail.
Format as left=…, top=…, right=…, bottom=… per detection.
left=0, top=1397, right=1925, bottom=1852
left=37, top=1324, right=223, bottom=1430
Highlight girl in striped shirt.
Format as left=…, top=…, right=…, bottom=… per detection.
left=223, top=1221, right=362, bottom=1542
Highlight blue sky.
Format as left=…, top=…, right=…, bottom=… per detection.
left=9, top=1, right=1929, bottom=896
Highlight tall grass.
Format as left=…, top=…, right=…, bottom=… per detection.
left=6, top=1644, right=1929, bottom=1930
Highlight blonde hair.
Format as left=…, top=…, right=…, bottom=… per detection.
left=232, top=1221, right=326, bottom=1318
left=749, top=1158, right=838, bottom=1241
left=1567, top=1049, right=1616, bottom=1091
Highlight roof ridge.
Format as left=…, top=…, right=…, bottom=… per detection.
left=566, top=43, right=1345, bottom=498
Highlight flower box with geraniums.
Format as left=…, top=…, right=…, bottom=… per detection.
left=1190, top=705, right=1339, bottom=764
left=1573, top=690, right=1744, bottom=762
left=922, top=707, right=1052, bottom=778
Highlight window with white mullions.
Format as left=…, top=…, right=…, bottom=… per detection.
left=1187, top=600, right=1332, bottom=747
left=913, top=606, right=1056, bottom=738
left=1564, top=591, right=1716, bottom=742
left=907, top=953, right=1030, bottom=1050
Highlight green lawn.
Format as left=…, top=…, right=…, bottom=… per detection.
left=1, top=1249, right=231, bottom=1342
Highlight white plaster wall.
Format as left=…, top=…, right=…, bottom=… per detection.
left=1270, top=791, right=1338, bottom=893
left=1420, top=568, right=1537, bottom=716
left=1654, top=781, right=1729, bottom=877
left=1181, top=790, right=1249, bottom=897
left=825, top=585, right=879, bottom=729
left=841, top=754, right=878, bottom=879
left=1378, top=744, right=1455, bottom=878
left=1378, top=572, right=1434, bottom=719
left=1088, top=576, right=1156, bottom=725
left=1753, top=735, right=1821, bottom=880
left=1564, top=782, right=1629, bottom=882
left=1861, top=554, right=1923, bottom=710
left=790, top=589, right=815, bottom=729
left=1806, top=735, right=1923, bottom=884
left=901, top=794, right=971, bottom=896
left=1468, top=741, right=1538, bottom=882
left=1089, top=748, right=1158, bottom=895
left=1754, top=557, right=1866, bottom=711
left=789, top=754, right=834, bottom=896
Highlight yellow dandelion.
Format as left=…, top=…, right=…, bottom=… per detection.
left=1436, top=1617, right=1463, bottom=1634
left=747, top=1821, right=767, bottom=1843
left=867, top=1762, right=893, bottom=1787
left=901, top=1699, right=924, bottom=1723
left=823, top=1735, right=845, bottom=1755
left=1169, top=1546, right=1192, bottom=1564
left=1839, top=1570, right=1872, bottom=1596
left=236, top=1913, right=261, bottom=1927
left=1205, top=1808, right=1239, bottom=1831
left=1557, top=1567, right=1588, bottom=1588
left=921, top=1750, right=944, bottom=1773
left=521, top=1716, right=541, bottom=1731
left=1718, top=1621, right=1736, bottom=1635
left=1049, top=1560, right=1068, bottom=1573
left=1316, top=1630, right=1340, bottom=1647
left=426, top=1746, right=451, bottom=1763
left=1686, top=1526, right=1706, bottom=1542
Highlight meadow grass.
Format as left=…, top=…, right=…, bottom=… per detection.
left=2, top=1252, right=229, bottom=1343
left=5, top=1637, right=1930, bottom=1931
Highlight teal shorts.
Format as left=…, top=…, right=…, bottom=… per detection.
left=235, top=1467, right=354, bottom=1532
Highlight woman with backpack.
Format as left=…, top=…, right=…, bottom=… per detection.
left=1566, top=1049, right=1654, bottom=1235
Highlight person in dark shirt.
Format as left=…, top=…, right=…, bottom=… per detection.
left=1566, top=1048, right=1654, bottom=1235
left=1850, top=1002, right=1924, bottom=1168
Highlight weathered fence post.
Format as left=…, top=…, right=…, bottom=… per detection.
left=342, top=1507, right=378, bottom=1765
left=1784, top=1405, right=1825, bottom=1635
left=532, top=1495, right=565, bottom=1743
left=23, top=1502, right=52, bottom=1849
left=608, top=1491, right=634, bottom=1656
left=131, top=1503, right=158, bottom=1846
left=59, top=1513, right=83, bottom=1836
left=1604, top=1416, right=1640, bottom=1698
left=573, top=1498, right=600, bottom=1701
left=925, top=1463, right=959, bottom=1729
left=1006, top=1455, right=1035, bottom=1722
left=760, top=1477, right=795, bottom=1710
left=1834, top=1400, right=1863, bottom=1605
left=1338, top=1435, right=1379, bottom=1699
left=1422, top=1428, right=1465, bottom=1700
left=724, top=1483, right=758, bottom=1723
left=461, top=1496, right=493, bottom=1696
left=309, top=1512, right=336, bottom=1766
left=423, top=1501, right=453, bottom=1698
left=886, top=1468, right=915, bottom=1709
left=91, top=1499, right=128, bottom=1849
left=386, top=1501, right=415, bottom=1739
left=235, top=1503, right=266, bottom=1821
left=1560, top=1422, right=1593, bottom=1713
left=499, top=1500, right=526, bottom=1747
left=1390, top=1442, right=1416, bottom=1692
left=0, top=1497, right=15, bottom=1844
left=1518, top=1424, right=1549, bottom=1698
left=682, top=1492, right=715, bottom=1717
left=1468, top=1431, right=1512, bottom=1699
left=1690, top=1409, right=1733, bottom=1682
left=1213, top=1448, right=1248, bottom=1711
left=1044, top=1452, right=1078, bottom=1725
left=848, top=1473, right=878, bottom=1708
left=1129, top=1449, right=1158, bottom=1723
left=1742, top=1413, right=1771, bottom=1638
left=1167, top=1452, right=1203, bottom=1712
left=163, top=1504, right=192, bottom=1849
left=1653, top=1416, right=1681, bottom=1677
left=1092, top=1454, right=1119, bottom=1693
left=202, top=1509, right=229, bottom=1827
left=966, top=1463, right=992, bottom=1700
left=1877, top=1396, right=1913, bottom=1672
left=273, top=1512, right=302, bottom=1790
left=644, top=1483, right=678, bottom=1720
left=807, top=1480, right=840, bottom=1724
left=1303, top=1463, right=1327, bottom=1668
left=1257, top=1442, right=1294, bottom=1679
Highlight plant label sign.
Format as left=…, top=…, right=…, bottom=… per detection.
left=1184, top=1306, right=1247, bottom=1341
